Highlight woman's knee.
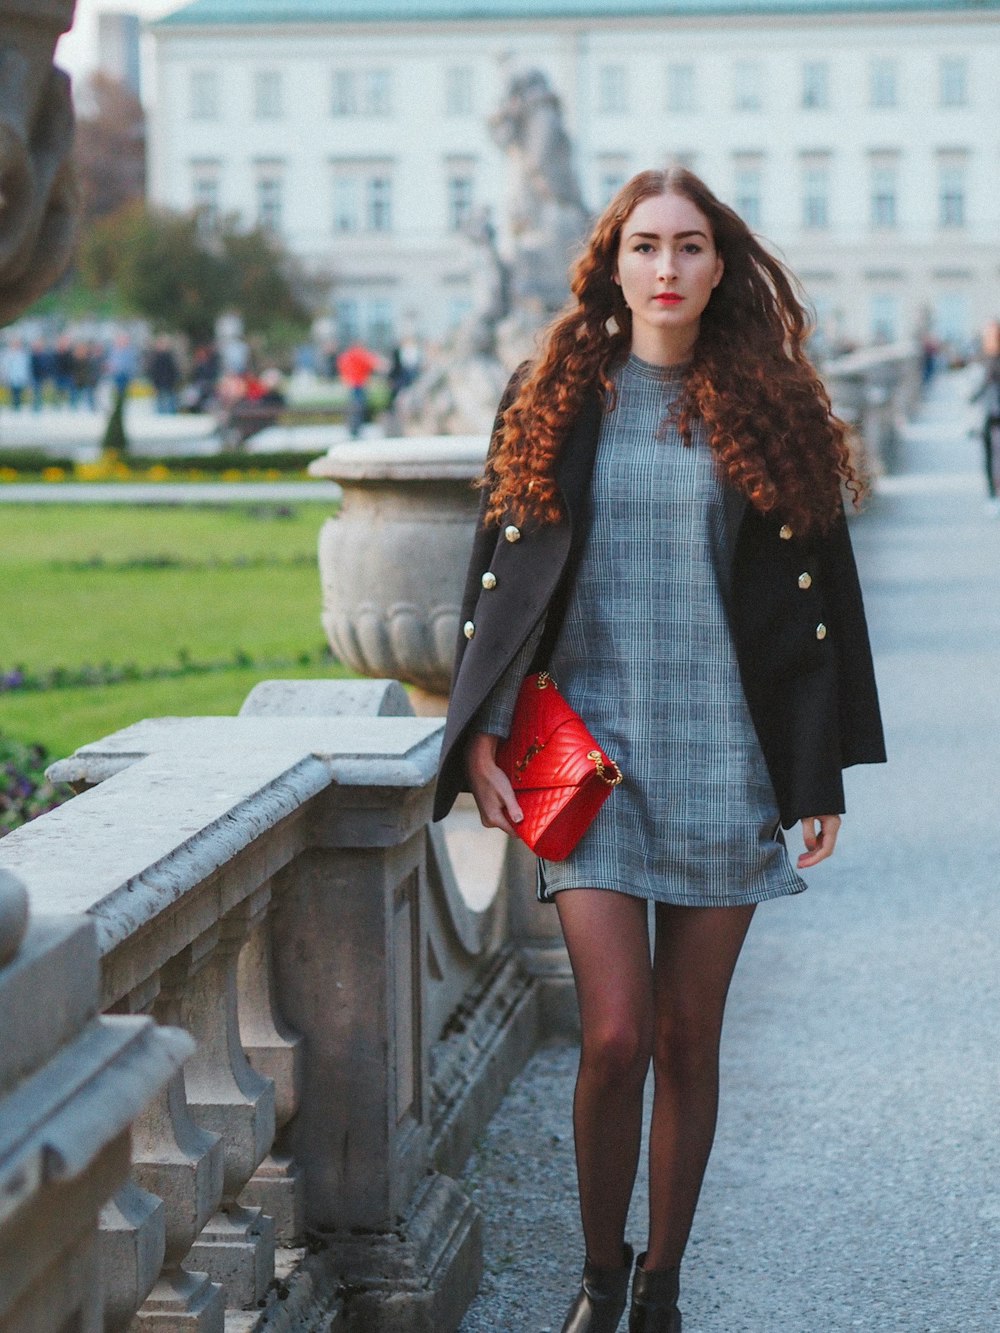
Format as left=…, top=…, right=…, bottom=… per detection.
left=652, top=1009, right=721, bottom=1085
left=581, top=1019, right=652, bottom=1089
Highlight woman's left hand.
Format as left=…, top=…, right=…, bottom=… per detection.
left=797, top=814, right=841, bottom=869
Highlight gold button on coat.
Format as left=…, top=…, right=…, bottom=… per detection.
left=481, top=571, right=497, bottom=590
left=779, top=524, right=794, bottom=541
left=816, top=623, right=827, bottom=640
left=504, top=524, right=521, bottom=543
left=463, top=620, right=476, bottom=640
left=798, top=572, right=813, bottom=590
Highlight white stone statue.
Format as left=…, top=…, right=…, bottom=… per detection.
left=397, top=67, right=590, bottom=435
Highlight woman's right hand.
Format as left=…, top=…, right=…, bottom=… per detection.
left=465, top=731, right=524, bottom=837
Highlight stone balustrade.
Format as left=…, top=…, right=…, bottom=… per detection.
left=0, top=679, right=571, bottom=1331
left=822, top=341, right=923, bottom=478
left=0, top=868, right=192, bottom=1331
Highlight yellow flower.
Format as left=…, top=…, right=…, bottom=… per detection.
left=42, top=466, right=66, bottom=483
left=221, top=469, right=244, bottom=482
left=0, top=467, right=18, bottom=483
left=147, top=465, right=171, bottom=482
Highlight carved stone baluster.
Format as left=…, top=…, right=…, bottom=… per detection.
left=183, top=890, right=277, bottom=1310
left=131, top=959, right=227, bottom=1331
left=237, top=882, right=304, bottom=1244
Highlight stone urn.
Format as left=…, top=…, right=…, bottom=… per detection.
left=309, top=436, right=488, bottom=709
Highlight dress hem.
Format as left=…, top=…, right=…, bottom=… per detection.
left=536, top=872, right=807, bottom=908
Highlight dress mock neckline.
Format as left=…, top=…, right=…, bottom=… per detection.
left=623, top=353, right=690, bottom=383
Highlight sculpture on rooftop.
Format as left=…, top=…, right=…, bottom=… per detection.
left=0, top=0, right=79, bottom=327
left=396, top=67, right=590, bottom=435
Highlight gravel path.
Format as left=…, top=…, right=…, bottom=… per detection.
left=459, top=371, right=1000, bottom=1332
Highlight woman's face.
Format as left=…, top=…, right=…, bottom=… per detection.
left=614, top=191, right=723, bottom=363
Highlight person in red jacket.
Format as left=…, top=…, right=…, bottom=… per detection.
left=337, top=343, right=380, bottom=437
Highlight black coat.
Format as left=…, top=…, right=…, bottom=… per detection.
left=433, top=380, right=886, bottom=828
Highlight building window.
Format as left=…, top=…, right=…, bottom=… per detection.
left=802, top=61, right=829, bottom=110
left=447, top=296, right=473, bottom=331
left=869, top=294, right=899, bottom=344
left=331, top=70, right=357, bottom=116
left=335, top=296, right=395, bottom=349
left=870, top=162, right=898, bottom=229
left=732, top=158, right=762, bottom=229
left=331, top=68, right=392, bottom=116
left=933, top=292, right=969, bottom=345
left=335, top=297, right=361, bottom=344
left=938, top=163, right=966, bottom=227
left=666, top=64, right=696, bottom=114
left=870, top=59, right=897, bottom=109
left=801, top=160, right=830, bottom=230
left=191, top=164, right=220, bottom=234
left=596, top=155, right=630, bottom=207
left=189, top=69, right=220, bottom=120
left=256, top=172, right=283, bottom=232
left=939, top=56, right=967, bottom=107
left=254, top=70, right=282, bottom=120
left=733, top=61, right=763, bottom=112
left=598, top=64, right=628, bottom=115
left=445, top=66, right=474, bottom=117
left=366, top=69, right=392, bottom=116
left=447, top=174, right=474, bottom=232
left=367, top=175, right=392, bottom=232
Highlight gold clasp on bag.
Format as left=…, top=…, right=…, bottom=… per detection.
left=588, top=750, right=623, bottom=787
left=516, top=737, right=545, bottom=773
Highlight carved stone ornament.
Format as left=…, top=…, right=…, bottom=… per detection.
left=0, top=0, right=80, bottom=326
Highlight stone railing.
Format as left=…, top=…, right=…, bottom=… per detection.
left=822, top=341, right=923, bottom=478
left=0, top=678, right=572, bottom=1331
left=0, top=868, right=191, bottom=1330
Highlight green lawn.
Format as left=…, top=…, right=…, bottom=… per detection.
left=1, top=502, right=351, bottom=761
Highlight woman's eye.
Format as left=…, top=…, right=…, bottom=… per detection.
left=634, top=242, right=654, bottom=253
left=681, top=243, right=703, bottom=254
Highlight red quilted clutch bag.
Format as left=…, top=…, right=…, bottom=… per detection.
left=495, top=672, right=623, bottom=861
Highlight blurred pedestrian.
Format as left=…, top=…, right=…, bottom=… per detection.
left=71, top=340, right=100, bottom=411
left=972, top=318, right=1000, bottom=511
left=337, top=342, right=380, bottom=437
left=53, top=335, right=74, bottom=406
left=105, top=332, right=138, bottom=400
left=0, top=336, right=32, bottom=410
left=29, top=338, right=54, bottom=410
left=147, top=335, right=182, bottom=414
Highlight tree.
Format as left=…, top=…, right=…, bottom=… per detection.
left=80, top=203, right=232, bottom=344
left=73, top=73, right=145, bottom=223
left=78, top=204, right=322, bottom=346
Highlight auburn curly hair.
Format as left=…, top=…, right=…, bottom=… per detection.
left=484, top=167, right=860, bottom=536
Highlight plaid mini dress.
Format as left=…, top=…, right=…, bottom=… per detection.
left=480, top=353, right=806, bottom=907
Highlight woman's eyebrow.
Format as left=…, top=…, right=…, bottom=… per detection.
left=625, top=229, right=709, bottom=241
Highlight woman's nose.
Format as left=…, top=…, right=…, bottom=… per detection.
left=657, top=251, right=678, bottom=280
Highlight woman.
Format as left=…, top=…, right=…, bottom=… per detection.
left=434, top=168, right=885, bottom=1332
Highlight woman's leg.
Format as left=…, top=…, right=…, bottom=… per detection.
left=643, top=903, right=756, bottom=1271
left=556, top=889, right=655, bottom=1269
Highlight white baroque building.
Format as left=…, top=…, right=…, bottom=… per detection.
left=147, top=0, right=1000, bottom=351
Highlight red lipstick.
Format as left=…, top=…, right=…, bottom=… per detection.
left=654, top=293, right=683, bottom=305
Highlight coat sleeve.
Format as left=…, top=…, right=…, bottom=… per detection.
left=820, top=510, right=887, bottom=769
left=472, top=616, right=545, bottom=738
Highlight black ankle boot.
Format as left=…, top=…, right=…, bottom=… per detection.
left=628, top=1253, right=682, bottom=1333
left=560, top=1243, right=635, bottom=1333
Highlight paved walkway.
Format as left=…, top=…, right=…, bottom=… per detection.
left=458, top=369, right=1000, bottom=1332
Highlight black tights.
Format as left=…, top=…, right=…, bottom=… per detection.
left=556, top=890, right=755, bottom=1271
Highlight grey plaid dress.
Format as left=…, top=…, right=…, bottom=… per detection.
left=478, top=353, right=806, bottom=907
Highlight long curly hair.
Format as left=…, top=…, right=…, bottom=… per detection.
left=484, top=167, right=859, bottom=536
